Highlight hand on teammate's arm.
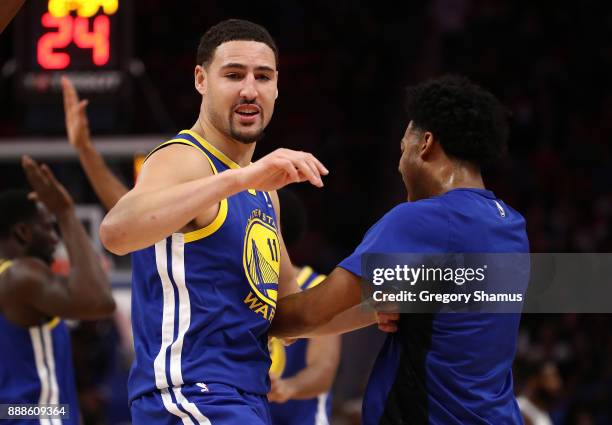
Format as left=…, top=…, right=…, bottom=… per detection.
left=19, top=156, right=115, bottom=319
left=271, top=265, right=399, bottom=337
left=377, top=312, right=400, bottom=332
left=62, top=76, right=129, bottom=210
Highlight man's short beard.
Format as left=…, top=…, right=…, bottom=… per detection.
left=230, top=127, right=265, bottom=144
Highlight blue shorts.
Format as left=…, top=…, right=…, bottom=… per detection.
left=131, top=383, right=271, bottom=425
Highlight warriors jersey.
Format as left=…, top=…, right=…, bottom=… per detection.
left=339, top=188, right=529, bottom=425
left=0, top=259, right=80, bottom=425
left=128, top=130, right=280, bottom=407
left=269, top=266, right=332, bottom=425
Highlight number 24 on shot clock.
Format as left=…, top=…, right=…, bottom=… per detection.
left=36, top=0, right=120, bottom=70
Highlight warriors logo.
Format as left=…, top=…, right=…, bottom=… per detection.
left=242, top=209, right=279, bottom=320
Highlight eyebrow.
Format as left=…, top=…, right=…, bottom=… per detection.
left=220, top=63, right=276, bottom=73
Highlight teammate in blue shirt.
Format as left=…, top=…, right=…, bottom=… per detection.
left=100, top=20, right=328, bottom=425
left=271, top=76, right=529, bottom=425
left=0, top=157, right=115, bottom=424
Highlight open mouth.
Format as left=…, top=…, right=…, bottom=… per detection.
left=234, top=104, right=261, bottom=120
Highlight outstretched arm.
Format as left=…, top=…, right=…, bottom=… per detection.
left=300, top=303, right=377, bottom=337
left=100, top=146, right=328, bottom=255
left=62, top=76, right=129, bottom=210
left=271, top=267, right=363, bottom=337
left=13, top=156, right=115, bottom=320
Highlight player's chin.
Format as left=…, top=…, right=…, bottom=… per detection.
left=231, top=126, right=265, bottom=144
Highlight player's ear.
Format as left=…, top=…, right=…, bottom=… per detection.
left=13, top=222, right=32, bottom=246
left=275, top=88, right=278, bottom=100
left=419, top=131, right=435, bottom=159
left=195, top=65, right=207, bottom=96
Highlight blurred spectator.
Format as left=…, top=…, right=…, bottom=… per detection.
left=516, top=360, right=562, bottom=425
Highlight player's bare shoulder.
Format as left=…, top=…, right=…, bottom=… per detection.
left=135, top=143, right=216, bottom=192
left=0, top=257, right=51, bottom=323
left=0, top=257, right=51, bottom=300
left=136, top=143, right=220, bottom=232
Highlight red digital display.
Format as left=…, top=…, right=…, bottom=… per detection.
left=32, top=1, right=118, bottom=70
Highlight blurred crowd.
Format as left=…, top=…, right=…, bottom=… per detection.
left=2, top=1, right=612, bottom=424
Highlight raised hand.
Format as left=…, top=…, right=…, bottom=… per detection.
left=22, top=156, right=74, bottom=216
left=61, top=76, right=91, bottom=151
left=238, top=148, right=329, bottom=191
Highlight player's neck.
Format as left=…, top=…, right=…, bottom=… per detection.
left=191, top=119, right=256, bottom=168
left=416, top=160, right=485, bottom=201
left=429, top=160, right=485, bottom=197
left=0, top=241, right=24, bottom=260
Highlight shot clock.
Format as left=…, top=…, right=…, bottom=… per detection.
left=13, top=0, right=133, bottom=133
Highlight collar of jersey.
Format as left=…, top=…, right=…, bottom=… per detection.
left=179, top=130, right=241, bottom=169
left=446, top=188, right=496, bottom=199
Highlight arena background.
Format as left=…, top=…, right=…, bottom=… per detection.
left=1, top=1, right=612, bottom=424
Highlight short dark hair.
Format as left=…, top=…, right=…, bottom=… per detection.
left=196, top=19, right=278, bottom=67
left=0, top=190, right=39, bottom=238
left=277, top=188, right=306, bottom=249
left=405, top=75, right=509, bottom=166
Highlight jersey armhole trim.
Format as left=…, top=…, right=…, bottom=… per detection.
left=45, top=317, right=61, bottom=330
left=144, top=138, right=229, bottom=243
left=143, top=139, right=191, bottom=162
left=0, top=260, right=13, bottom=275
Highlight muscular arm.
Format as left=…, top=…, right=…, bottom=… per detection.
left=100, top=146, right=328, bottom=255
left=7, top=217, right=114, bottom=321
left=269, top=335, right=341, bottom=402
left=100, top=145, right=237, bottom=254
left=7, top=157, right=115, bottom=322
left=270, top=267, right=363, bottom=337
left=301, top=303, right=376, bottom=337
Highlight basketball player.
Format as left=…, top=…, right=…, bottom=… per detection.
left=271, top=76, right=530, bottom=424
left=99, top=20, right=328, bottom=424
left=63, top=68, right=341, bottom=425
left=62, top=73, right=341, bottom=424
left=0, top=157, right=115, bottom=424
left=268, top=189, right=340, bottom=425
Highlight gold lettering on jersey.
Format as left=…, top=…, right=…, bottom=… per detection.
left=243, top=291, right=276, bottom=322
left=249, top=208, right=276, bottom=227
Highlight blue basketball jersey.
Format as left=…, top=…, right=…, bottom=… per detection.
left=269, top=266, right=332, bottom=425
left=338, top=188, right=529, bottom=425
left=128, top=130, right=280, bottom=410
left=0, top=259, right=80, bottom=425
